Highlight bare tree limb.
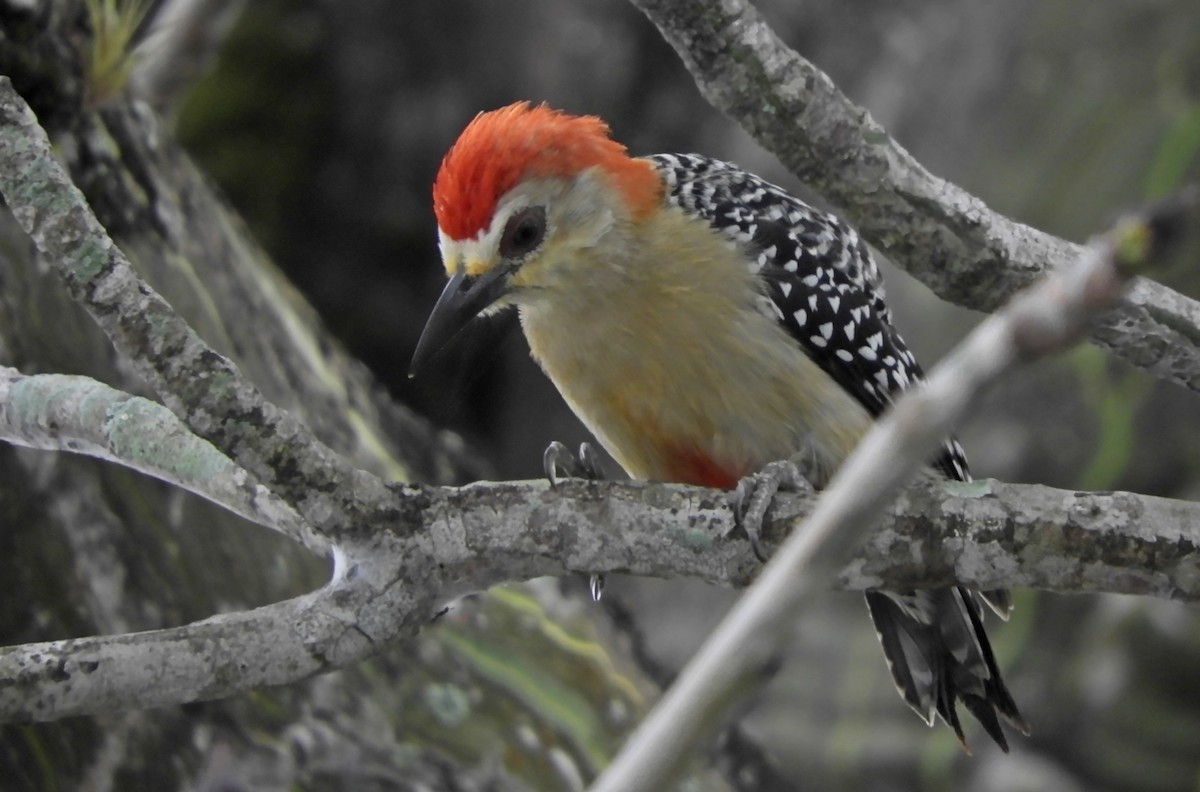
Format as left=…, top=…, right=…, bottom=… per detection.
left=1, top=580, right=373, bottom=722
left=0, top=366, right=324, bottom=552
left=589, top=187, right=1199, bottom=792
left=0, top=76, right=387, bottom=536
left=627, top=0, right=1200, bottom=394
left=4, top=466, right=1200, bottom=723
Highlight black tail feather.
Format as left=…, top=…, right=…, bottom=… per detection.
left=958, top=586, right=1029, bottom=734
left=865, top=586, right=1025, bottom=752
left=865, top=591, right=934, bottom=723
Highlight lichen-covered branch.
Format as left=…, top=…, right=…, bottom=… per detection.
left=422, top=476, right=1200, bottom=603
left=627, top=0, right=1200, bottom=394
left=0, top=76, right=387, bottom=537
left=0, top=366, right=324, bottom=552
left=0, top=580, right=373, bottom=722
left=4, top=472, right=1200, bottom=723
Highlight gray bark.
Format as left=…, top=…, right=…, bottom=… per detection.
left=0, top=5, right=685, bottom=791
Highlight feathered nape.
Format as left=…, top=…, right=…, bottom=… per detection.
left=433, top=101, right=661, bottom=242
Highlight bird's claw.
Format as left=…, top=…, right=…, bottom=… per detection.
left=733, top=459, right=814, bottom=563
left=588, top=574, right=605, bottom=602
left=543, top=440, right=608, bottom=600
left=544, top=440, right=605, bottom=488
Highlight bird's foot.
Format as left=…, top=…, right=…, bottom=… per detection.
left=543, top=440, right=606, bottom=488
left=733, top=459, right=815, bottom=563
left=543, top=441, right=607, bottom=600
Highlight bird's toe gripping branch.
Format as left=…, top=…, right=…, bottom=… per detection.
left=733, top=459, right=816, bottom=563
left=543, top=440, right=608, bottom=600
left=543, top=440, right=607, bottom=488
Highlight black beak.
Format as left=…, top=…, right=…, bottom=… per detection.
left=410, top=266, right=511, bottom=376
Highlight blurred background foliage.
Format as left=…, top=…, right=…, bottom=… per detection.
left=88, top=0, right=1200, bottom=788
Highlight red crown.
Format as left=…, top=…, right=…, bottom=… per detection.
left=433, top=102, right=660, bottom=241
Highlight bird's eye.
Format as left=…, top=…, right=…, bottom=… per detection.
left=500, top=207, right=547, bottom=259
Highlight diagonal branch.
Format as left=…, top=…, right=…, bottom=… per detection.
left=0, top=76, right=386, bottom=538
left=628, top=0, right=1200, bottom=393
left=0, top=366, right=324, bottom=553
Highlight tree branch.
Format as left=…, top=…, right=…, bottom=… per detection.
left=0, top=580, right=374, bottom=722
left=4, top=470, right=1199, bottom=723
left=0, top=366, right=324, bottom=553
left=627, top=0, right=1200, bottom=394
left=0, top=75, right=387, bottom=536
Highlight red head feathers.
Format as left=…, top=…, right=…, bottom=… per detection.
left=433, top=102, right=661, bottom=242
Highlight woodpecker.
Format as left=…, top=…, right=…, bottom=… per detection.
left=413, top=101, right=1027, bottom=751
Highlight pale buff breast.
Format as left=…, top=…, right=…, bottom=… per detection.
left=518, top=207, right=872, bottom=488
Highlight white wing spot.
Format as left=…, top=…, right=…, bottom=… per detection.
left=793, top=308, right=807, bottom=326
